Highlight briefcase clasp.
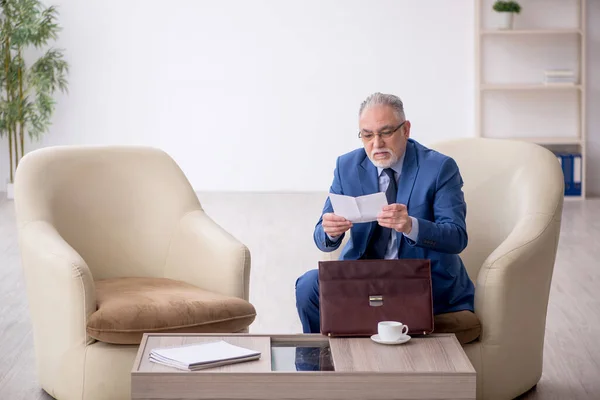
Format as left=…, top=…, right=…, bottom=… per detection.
left=369, top=295, right=383, bottom=307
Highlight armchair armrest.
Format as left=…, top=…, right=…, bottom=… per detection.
left=18, top=220, right=96, bottom=381
left=474, top=210, right=561, bottom=374
left=164, top=210, right=251, bottom=300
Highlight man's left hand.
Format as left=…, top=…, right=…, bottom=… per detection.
left=377, top=204, right=412, bottom=234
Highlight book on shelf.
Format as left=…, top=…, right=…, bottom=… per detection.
left=149, top=340, right=261, bottom=371
left=544, top=78, right=576, bottom=85
left=556, top=152, right=582, bottom=196
left=544, top=69, right=574, bottom=77
left=543, top=69, right=576, bottom=85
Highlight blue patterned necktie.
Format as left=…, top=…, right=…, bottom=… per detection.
left=366, top=168, right=397, bottom=259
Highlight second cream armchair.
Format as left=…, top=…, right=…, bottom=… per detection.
left=322, top=138, right=564, bottom=399
left=14, top=145, right=255, bottom=400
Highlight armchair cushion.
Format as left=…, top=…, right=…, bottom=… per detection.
left=433, top=310, right=481, bottom=345
left=86, top=277, right=256, bottom=344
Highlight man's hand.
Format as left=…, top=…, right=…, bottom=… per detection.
left=322, top=213, right=353, bottom=237
left=378, top=204, right=412, bottom=234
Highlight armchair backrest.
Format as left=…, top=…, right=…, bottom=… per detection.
left=428, top=138, right=564, bottom=280
left=14, top=146, right=202, bottom=280
left=321, top=138, right=564, bottom=282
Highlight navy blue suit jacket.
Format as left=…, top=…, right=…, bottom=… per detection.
left=314, top=139, right=475, bottom=315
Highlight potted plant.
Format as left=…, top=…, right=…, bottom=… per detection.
left=493, top=1, right=521, bottom=30
left=0, top=0, right=69, bottom=199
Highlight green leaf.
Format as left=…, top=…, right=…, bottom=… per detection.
left=493, top=1, right=521, bottom=13
left=0, top=0, right=69, bottom=142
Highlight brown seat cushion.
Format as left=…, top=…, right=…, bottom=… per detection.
left=87, top=277, right=257, bottom=344
left=433, top=310, right=481, bottom=345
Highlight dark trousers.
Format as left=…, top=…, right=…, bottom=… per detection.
left=295, top=269, right=320, bottom=334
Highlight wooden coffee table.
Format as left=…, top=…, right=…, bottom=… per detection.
left=131, top=333, right=475, bottom=400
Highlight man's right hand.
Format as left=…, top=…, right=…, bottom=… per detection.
left=322, top=213, right=353, bottom=238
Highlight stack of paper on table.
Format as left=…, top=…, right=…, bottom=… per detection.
left=149, top=340, right=261, bottom=371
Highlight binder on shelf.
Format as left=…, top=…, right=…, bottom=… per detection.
left=555, top=152, right=582, bottom=196
left=561, top=153, right=572, bottom=195
left=572, top=153, right=582, bottom=195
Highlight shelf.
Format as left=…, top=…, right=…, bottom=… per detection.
left=481, top=84, right=582, bottom=91
left=564, top=195, right=584, bottom=201
left=495, top=137, right=582, bottom=145
left=480, top=29, right=582, bottom=36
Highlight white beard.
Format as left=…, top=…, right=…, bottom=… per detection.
left=369, top=148, right=398, bottom=169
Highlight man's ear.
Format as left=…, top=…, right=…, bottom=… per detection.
left=403, top=120, right=411, bottom=138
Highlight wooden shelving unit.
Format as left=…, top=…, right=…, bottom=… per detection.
left=500, top=137, right=583, bottom=145
left=475, top=0, right=587, bottom=198
left=480, top=29, right=583, bottom=35
left=481, top=84, right=583, bottom=91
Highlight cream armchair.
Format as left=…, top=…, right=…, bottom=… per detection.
left=14, top=146, right=255, bottom=400
left=323, top=138, right=564, bottom=400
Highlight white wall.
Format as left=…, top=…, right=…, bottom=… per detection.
left=0, top=0, right=475, bottom=192
left=1, top=0, right=598, bottom=194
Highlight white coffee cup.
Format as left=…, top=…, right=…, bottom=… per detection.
left=378, top=321, right=409, bottom=341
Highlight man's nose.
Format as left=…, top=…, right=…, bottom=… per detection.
left=373, top=134, right=385, bottom=147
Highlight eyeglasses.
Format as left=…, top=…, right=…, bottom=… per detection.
left=358, top=121, right=406, bottom=141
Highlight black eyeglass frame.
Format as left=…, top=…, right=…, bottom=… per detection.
left=358, top=121, right=406, bottom=141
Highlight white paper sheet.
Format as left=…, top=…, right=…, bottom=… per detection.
left=329, top=192, right=388, bottom=223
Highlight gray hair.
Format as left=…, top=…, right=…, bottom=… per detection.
left=359, top=92, right=406, bottom=121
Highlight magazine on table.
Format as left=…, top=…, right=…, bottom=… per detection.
left=149, top=340, right=261, bottom=371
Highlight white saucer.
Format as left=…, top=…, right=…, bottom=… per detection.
left=370, top=334, right=411, bottom=345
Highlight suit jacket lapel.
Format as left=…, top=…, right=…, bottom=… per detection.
left=396, top=140, right=418, bottom=206
left=395, top=140, right=419, bottom=252
left=357, top=153, right=379, bottom=251
left=358, top=153, right=379, bottom=195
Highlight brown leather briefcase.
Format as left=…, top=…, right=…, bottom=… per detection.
left=318, top=259, right=434, bottom=337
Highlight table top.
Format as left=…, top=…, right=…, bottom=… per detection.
left=132, top=333, right=475, bottom=376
